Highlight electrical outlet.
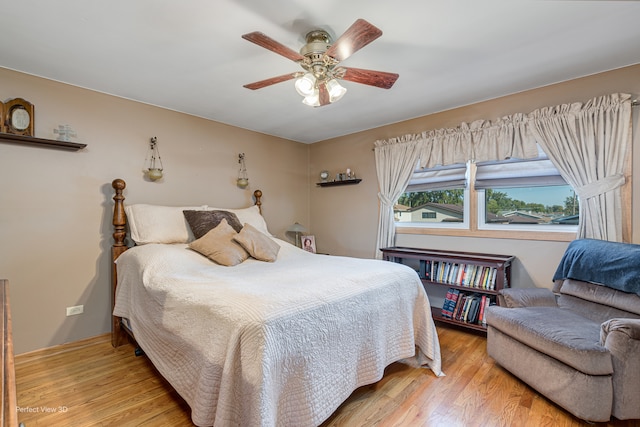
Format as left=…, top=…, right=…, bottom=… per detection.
left=66, top=305, right=84, bottom=316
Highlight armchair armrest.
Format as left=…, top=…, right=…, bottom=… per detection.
left=601, top=318, right=640, bottom=420
left=498, top=288, right=558, bottom=308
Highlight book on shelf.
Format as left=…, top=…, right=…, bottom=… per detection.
left=449, top=263, right=458, bottom=284
left=421, top=260, right=431, bottom=281
left=459, top=294, right=473, bottom=322
left=441, top=288, right=453, bottom=318
left=426, top=260, right=501, bottom=291
left=473, top=267, right=482, bottom=288
left=478, top=295, right=486, bottom=324
left=456, top=263, right=465, bottom=285
left=441, top=291, right=496, bottom=325
left=470, top=297, right=481, bottom=323
left=482, top=296, right=495, bottom=326
left=484, top=268, right=492, bottom=289
left=462, top=264, right=476, bottom=287
left=441, top=288, right=460, bottom=319
left=463, top=296, right=473, bottom=322
left=479, top=267, right=489, bottom=289
left=477, top=295, right=487, bottom=325
left=453, top=293, right=467, bottom=320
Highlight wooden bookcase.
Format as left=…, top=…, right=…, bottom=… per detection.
left=381, top=247, right=514, bottom=333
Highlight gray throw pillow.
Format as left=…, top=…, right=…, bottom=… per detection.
left=183, top=210, right=243, bottom=239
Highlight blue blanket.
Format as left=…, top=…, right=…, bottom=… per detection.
left=552, top=239, right=640, bottom=296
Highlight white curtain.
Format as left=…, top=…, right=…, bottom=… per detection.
left=373, top=116, right=538, bottom=254
left=373, top=92, right=632, bottom=251
left=373, top=135, right=422, bottom=258
left=527, top=93, right=632, bottom=241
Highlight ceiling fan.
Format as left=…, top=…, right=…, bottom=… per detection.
left=241, top=19, right=399, bottom=107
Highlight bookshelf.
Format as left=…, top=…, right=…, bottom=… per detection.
left=381, top=247, right=514, bottom=333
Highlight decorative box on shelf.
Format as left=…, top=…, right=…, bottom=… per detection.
left=381, top=246, right=515, bottom=333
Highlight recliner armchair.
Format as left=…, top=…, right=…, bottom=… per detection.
left=486, top=239, right=640, bottom=422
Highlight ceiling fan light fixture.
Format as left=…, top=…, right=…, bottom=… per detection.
left=295, top=73, right=316, bottom=97
left=326, top=79, right=347, bottom=103
left=302, top=90, right=320, bottom=107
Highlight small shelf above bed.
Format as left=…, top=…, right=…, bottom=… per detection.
left=0, top=133, right=87, bottom=151
left=316, top=179, right=362, bottom=187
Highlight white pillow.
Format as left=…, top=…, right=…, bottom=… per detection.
left=125, top=203, right=270, bottom=245
left=125, top=204, right=206, bottom=245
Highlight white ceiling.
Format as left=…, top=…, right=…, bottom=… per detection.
left=2, top=1, right=640, bottom=144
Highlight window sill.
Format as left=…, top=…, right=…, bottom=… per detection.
left=396, top=226, right=576, bottom=242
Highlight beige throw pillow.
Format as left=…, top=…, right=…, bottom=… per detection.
left=233, top=223, right=280, bottom=262
left=188, top=218, right=249, bottom=266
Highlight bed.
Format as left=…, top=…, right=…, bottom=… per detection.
left=110, top=178, right=442, bottom=426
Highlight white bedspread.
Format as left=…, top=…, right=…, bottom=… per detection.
left=114, top=239, right=442, bottom=426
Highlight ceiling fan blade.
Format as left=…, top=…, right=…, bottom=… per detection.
left=242, top=32, right=305, bottom=62
left=318, top=83, right=330, bottom=107
left=243, top=73, right=298, bottom=90
left=324, top=19, right=383, bottom=63
left=338, top=67, right=399, bottom=89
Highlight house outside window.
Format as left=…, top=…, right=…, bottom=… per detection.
left=395, top=163, right=469, bottom=229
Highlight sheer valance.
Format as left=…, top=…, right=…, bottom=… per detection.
left=375, top=114, right=540, bottom=170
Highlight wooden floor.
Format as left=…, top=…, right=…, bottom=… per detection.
left=14, top=325, right=640, bottom=427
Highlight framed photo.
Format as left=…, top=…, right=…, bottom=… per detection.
left=302, top=235, right=316, bottom=253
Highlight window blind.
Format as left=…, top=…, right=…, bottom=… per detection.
left=475, top=145, right=567, bottom=189
left=405, top=162, right=468, bottom=192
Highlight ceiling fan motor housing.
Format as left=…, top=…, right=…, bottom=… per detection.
left=300, top=30, right=332, bottom=55
left=300, top=30, right=334, bottom=79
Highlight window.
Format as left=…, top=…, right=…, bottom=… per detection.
left=475, top=145, right=578, bottom=231
left=396, top=145, right=578, bottom=234
left=478, top=186, right=578, bottom=228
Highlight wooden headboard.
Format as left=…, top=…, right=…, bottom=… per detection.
left=110, top=178, right=263, bottom=347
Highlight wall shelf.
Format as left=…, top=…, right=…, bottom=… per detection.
left=316, top=178, right=362, bottom=187
left=0, top=133, right=86, bottom=151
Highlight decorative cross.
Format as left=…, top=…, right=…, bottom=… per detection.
left=53, top=125, right=77, bottom=142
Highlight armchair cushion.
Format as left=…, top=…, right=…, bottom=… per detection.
left=560, top=279, right=640, bottom=317
left=486, top=306, right=613, bottom=375
left=500, top=288, right=558, bottom=308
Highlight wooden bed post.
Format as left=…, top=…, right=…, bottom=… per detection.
left=253, top=189, right=262, bottom=214
left=111, top=179, right=128, bottom=347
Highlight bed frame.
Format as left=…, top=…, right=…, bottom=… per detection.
left=110, top=178, right=263, bottom=348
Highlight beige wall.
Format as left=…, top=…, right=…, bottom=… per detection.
left=0, top=68, right=309, bottom=354
left=310, top=65, right=640, bottom=297
left=3, top=64, right=639, bottom=354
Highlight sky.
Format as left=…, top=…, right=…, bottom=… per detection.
left=499, top=185, right=575, bottom=207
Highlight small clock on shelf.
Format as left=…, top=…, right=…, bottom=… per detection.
left=4, top=98, right=34, bottom=136
left=319, top=170, right=330, bottom=182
